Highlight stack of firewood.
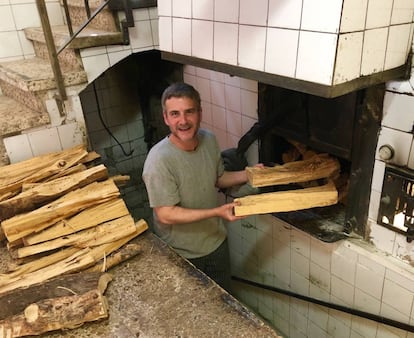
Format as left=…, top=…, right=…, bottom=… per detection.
left=0, top=145, right=148, bottom=336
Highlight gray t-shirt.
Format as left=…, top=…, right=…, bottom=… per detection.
left=142, top=129, right=226, bottom=259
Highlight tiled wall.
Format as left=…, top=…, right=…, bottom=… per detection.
left=159, top=0, right=414, bottom=86
left=183, top=64, right=414, bottom=337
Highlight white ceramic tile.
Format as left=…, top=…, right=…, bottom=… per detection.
left=157, top=0, right=172, bottom=16
left=296, top=31, right=337, bottom=85
left=240, top=78, right=257, bottom=92
left=268, top=0, right=302, bottom=29
left=327, top=315, right=351, bottom=337
left=351, top=315, right=379, bottom=338
left=18, top=30, right=34, bottom=56
left=333, top=32, right=363, bottom=85
left=210, top=80, right=225, bottom=107
left=224, top=84, right=241, bottom=113
left=291, top=269, right=310, bottom=296
left=340, top=0, right=368, bottom=33
left=11, top=3, right=40, bottom=29
left=238, top=25, right=266, bottom=71
left=3, top=134, right=33, bottom=163
left=376, top=126, right=412, bottom=166
left=0, top=31, right=22, bottom=58
left=214, top=0, right=239, bottom=23
left=192, top=0, right=213, bottom=20
left=382, top=278, right=413, bottom=317
left=57, top=123, right=84, bottom=149
left=368, top=189, right=381, bottom=222
left=172, top=17, right=191, bottom=55
left=366, top=0, right=393, bottom=29
left=291, top=250, right=310, bottom=278
left=386, top=267, right=414, bottom=292
left=240, top=89, right=258, bottom=119
left=81, top=54, right=110, bottom=84
left=108, top=50, right=131, bottom=67
left=361, top=27, right=388, bottom=76
left=310, top=238, right=332, bottom=271
left=331, top=252, right=357, bottom=285
left=382, top=91, right=414, bottom=132
left=213, top=22, right=238, bottom=65
left=331, top=275, right=354, bottom=306
left=183, top=64, right=196, bottom=75
left=149, top=7, right=158, bottom=19
left=391, top=0, right=414, bottom=24
left=239, top=0, right=268, bottom=26
left=384, top=24, right=412, bottom=70
left=226, top=110, right=242, bottom=137
left=226, top=130, right=239, bottom=149
left=301, top=0, right=342, bottom=33
left=172, top=0, right=191, bottom=18
left=129, top=20, right=154, bottom=49
left=291, top=227, right=311, bottom=257
left=158, top=16, right=172, bottom=52
left=265, top=28, right=299, bottom=78
left=371, top=160, right=386, bottom=193
left=27, top=127, right=62, bottom=156
left=380, top=303, right=410, bottom=326
left=368, top=220, right=396, bottom=255
left=224, top=74, right=241, bottom=87
left=191, top=20, right=213, bottom=60
left=132, top=8, right=150, bottom=21
left=0, top=5, right=15, bottom=31
left=45, top=2, right=64, bottom=25
left=195, top=77, right=211, bottom=103
left=211, top=104, right=226, bottom=131
left=355, top=264, right=384, bottom=299
left=392, top=233, right=414, bottom=263
left=209, top=69, right=225, bottom=82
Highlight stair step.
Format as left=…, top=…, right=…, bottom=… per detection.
left=25, top=25, right=124, bottom=50
left=0, top=95, right=49, bottom=137
left=0, top=139, right=9, bottom=167
left=0, top=57, right=87, bottom=92
left=65, top=0, right=118, bottom=31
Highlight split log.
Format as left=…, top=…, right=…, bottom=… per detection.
left=0, top=219, right=148, bottom=294
left=0, top=164, right=108, bottom=221
left=37, top=163, right=87, bottom=184
left=0, top=145, right=88, bottom=197
left=234, top=180, right=338, bottom=216
left=0, top=272, right=111, bottom=337
left=246, top=154, right=340, bottom=188
left=17, top=215, right=137, bottom=258
left=24, top=198, right=129, bottom=245
left=1, top=179, right=121, bottom=243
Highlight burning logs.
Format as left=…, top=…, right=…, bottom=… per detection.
left=0, top=146, right=148, bottom=336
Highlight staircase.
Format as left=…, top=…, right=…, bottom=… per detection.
left=0, top=0, right=129, bottom=167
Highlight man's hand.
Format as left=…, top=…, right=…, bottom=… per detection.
left=216, top=202, right=245, bottom=222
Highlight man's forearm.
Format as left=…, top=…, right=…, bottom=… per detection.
left=216, top=170, right=247, bottom=189
left=155, top=205, right=219, bottom=225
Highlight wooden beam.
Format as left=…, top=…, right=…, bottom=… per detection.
left=234, top=180, right=338, bottom=216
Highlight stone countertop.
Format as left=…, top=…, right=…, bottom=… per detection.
left=4, top=231, right=281, bottom=337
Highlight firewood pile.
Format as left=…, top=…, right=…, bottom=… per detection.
left=0, top=145, right=148, bottom=337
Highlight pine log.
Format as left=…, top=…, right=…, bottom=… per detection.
left=0, top=272, right=111, bottom=337
left=0, top=145, right=88, bottom=197
left=0, top=164, right=108, bottom=221
left=39, top=163, right=87, bottom=183
left=1, top=180, right=120, bottom=243
left=24, top=198, right=129, bottom=245
left=0, top=219, right=148, bottom=294
left=17, top=215, right=137, bottom=258
left=246, top=154, right=340, bottom=188
left=234, top=180, right=338, bottom=216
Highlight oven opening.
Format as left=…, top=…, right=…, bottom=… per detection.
left=256, top=83, right=384, bottom=242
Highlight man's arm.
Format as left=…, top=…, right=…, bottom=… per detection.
left=215, top=170, right=248, bottom=189
left=155, top=202, right=242, bottom=225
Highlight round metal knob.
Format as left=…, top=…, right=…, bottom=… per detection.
left=378, top=144, right=394, bottom=161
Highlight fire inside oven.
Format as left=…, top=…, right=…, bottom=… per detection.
left=379, top=165, right=414, bottom=242
left=256, top=84, right=384, bottom=242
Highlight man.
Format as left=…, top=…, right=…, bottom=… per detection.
left=142, top=82, right=251, bottom=291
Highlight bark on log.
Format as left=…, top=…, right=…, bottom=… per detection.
left=0, top=164, right=108, bottom=221
left=0, top=272, right=111, bottom=337
left=246, top=154, right=340, bottom=188
left=1, top=180, right=120, bottom=243
left=234, top=180, right=338, bottom=216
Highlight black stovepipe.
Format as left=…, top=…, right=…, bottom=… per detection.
left=232, top=275, right=414, bottom=333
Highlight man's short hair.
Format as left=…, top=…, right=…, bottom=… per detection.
left=161, top=82, right=201, bottom=112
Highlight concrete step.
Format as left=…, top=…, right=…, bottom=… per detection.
left=0, top=57, right=87, bottom=113
left=0, top=138, right=10, bottom=167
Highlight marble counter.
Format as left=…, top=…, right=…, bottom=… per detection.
left=4, top=231, right=281, bottom=337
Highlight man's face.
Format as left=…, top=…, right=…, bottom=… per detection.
left=163, top=96, right=202, bottom=148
